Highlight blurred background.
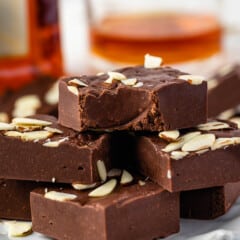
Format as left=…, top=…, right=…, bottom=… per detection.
left=0, top=0, right=240, bottom=92
left=59, top=0, right=240, bottom=75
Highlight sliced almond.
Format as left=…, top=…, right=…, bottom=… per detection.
left=233, top=137, right=240, bottom=144
left=44, top=82, right=59, bottom=105
left=14, top=95, right=41, bottom=109
left=162, top=141, right=183, bottom=153
left=13, top=94, right=41, bottom=117
left=178, top=75, right=205, bottom=85
left=138, top=180, right=146, bottom=186
left=162, top=131, right=201, bottom=152
left=13, top=107, right=37, bottom=118
left=21, top=131, right=53, bottom=141
left=207, top=79, right=218, bottom=90
left=230, top=117, right=240, bottom=128
left=12, top=117, right=52, bottom=126
left=15, top=125, right=42, bottom=132
left=67, top=86, right=79, bottom=96
left=211, top=138, right=236, bottom=150
left=97, top=160, right=107, bottom=182
left=159, top=130, right=180, bottom=142
left=170, top=151, right=189, bottom=160
left=120, top=170, right=134, bottom=185
left=121, top=78, right=137, bottom=86
left=105, top=71, right=126, bottom=84
left=4, top=131, right=23, bottom=138
left=107, top=168, right=122, bottom=178
left=68, top=78, right=88, bottom=87
left=217, top=109, right=235, bottom=120
left=182, top=134, right=216, bottom=152
left=96, top=72, right=104, bottom=76
left=108, top=71, right=126, bottom=80
left=88, top=179, right=117, bottom=197
left=133, top=82, right=143, bottom=88
left=45, top=191, right=77, bottom=202
left=0, top=112, right=9, bottom=123
left=4, top=221, right=32, bottom=237
left=44, top=127, right=63, bottom=134
left=0, top=122, right=15, bottom=131
left=197, top=121, right=230, bottom=131
left=196, top=149, right=209, bottom=155
left=178, top=132, right=202, bottom=143
left=43, top=138, right=67, bottom=147
left=104, top=78, right=114, bottom=84
left=218, top=64, right=234, bottom=76
left=72, top=182, right=97, bottom=190
left=144, top=54, right=162, bottom=68
left=167, top=170, right=172, bottom=179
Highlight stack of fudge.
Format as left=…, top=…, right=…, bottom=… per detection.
left=1, top=55, right=240, bottom=239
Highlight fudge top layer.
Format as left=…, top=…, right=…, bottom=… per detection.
left=0, top=115, right=106, bottom=149
left=141, top=120, right=240, bottom=160
left=62, top=66, right=194, bottom=92
left=32, top=179, right=165, bottom=209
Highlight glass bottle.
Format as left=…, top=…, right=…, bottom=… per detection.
left=0, top=0, right=62, bottom=94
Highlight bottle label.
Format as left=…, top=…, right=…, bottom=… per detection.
left=0, top=0, right=28, bottom=58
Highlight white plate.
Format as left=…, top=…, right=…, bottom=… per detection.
left=1, top=197, right=240, bottom=240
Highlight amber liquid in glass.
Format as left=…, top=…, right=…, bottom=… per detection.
left=0, top=0, right=62, bottom=94
left=90, top=13, right=222, bottom=65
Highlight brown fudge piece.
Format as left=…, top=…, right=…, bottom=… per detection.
left=0, top=179, right=38, bottom=220
left=0, top=77, right=58, bottom=122
left=208, top=64, right=240, bottom=117
left=135, top=120, right=240, bottom=192
left=58, top=66, right=207, bottom=132
left=31, top=181, right=179, bottom=240
left=0, top=115, right=111, bottom=184
left=0, top=179, right=63, bottom=221
left=181, top=181, right=240, bottom=219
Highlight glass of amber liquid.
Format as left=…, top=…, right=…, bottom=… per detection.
left=87, top=0, right=222, bottom=71
left=0, top=0, right=62, bottom=94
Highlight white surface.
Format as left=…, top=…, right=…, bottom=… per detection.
left=1, top=197, right=240, bottom=239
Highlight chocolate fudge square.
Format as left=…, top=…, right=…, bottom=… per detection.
left=0, top=179, right=40, bottom=220
left=135, top=120, right=240, bottom=192
left=0, top=115, right=111, bottom=184
left=208, top=64, right=240, bottom=117
left=31, top=181, right=179, bottom=240
left=181, top=181, right=240, bottom=219
left=59, top=66, right=207, bottom=131
left=0, top=77, right=58, bottom=123
left=0, top=179, right=63, bottom=221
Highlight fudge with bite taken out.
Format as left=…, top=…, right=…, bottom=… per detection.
left=59, top=64, right=207, bottom=132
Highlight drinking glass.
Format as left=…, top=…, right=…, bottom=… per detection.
left=86, top=0, right=222, bottom=72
